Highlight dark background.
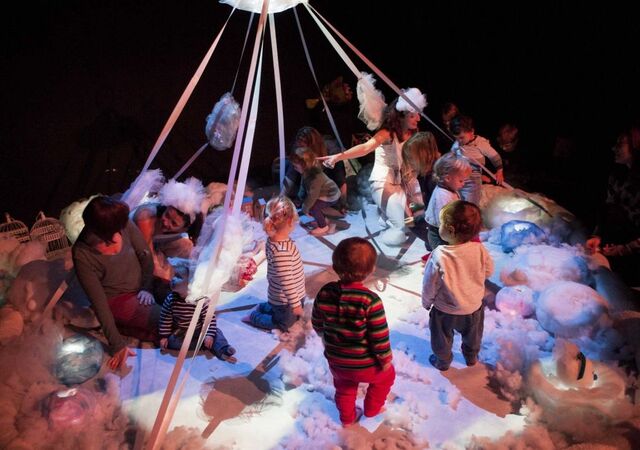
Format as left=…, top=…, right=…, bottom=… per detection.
left=3, top=1, right=639, bottom=229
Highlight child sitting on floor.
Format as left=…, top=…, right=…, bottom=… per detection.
left=289, top=146, right=341, bottom=236
left=159, top=258, right=236, bottom=362
left=243, top=196, right=306, bottom=331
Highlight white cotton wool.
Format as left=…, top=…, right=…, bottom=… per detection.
left=500, top=245, right=591, bottom=291
left=495, top=285, right=535, bottom=318
left=536, top=281, right=608, bottom=338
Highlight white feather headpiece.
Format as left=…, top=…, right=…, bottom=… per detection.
left=356, top=72, right=386, bottom=131
left=159, top=177, right=205, bottom=223
left=121, top=169, right=165, bottom=210
left=396, top=88, right=427, bottom=113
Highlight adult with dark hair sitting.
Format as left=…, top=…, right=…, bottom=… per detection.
left=73, top=196, right=161, bottom=370
left=132, top=178, right=205, bottom=287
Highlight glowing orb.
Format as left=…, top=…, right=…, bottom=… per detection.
left=535, top=281, right=608, bottom=338
left=499, top=220, right=546, bottom=253
left=54, top=334, right=104, bottom=385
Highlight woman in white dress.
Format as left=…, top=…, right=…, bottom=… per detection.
left=318, top=89, right=426, bottom=244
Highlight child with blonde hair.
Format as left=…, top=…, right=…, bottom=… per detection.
left=243, top=196, right=306, bottom=331
left=424, top=152, right=472, bottom=250
left=422, top=200, right=494, bottom=371
left=401, top=131, right=441, bottom=223
left=289, top=146, right=341, bottom=236
left=313, top=237, right=394, bottom=426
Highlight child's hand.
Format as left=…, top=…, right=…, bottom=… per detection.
left=495, top=168, right=504, bottom=185
left=317, top=154, right=339, bottom=169
left=293, top=305, right=304, bottom=317
left=381, top=362, right=393, bottom=372
left=159, top=338, right=168, bottom=350
left=204, top=336, right=214, bottom=349
left=137, top=290, right=155, bottom=306
left=585, top=236, right=602, bottom=254
left=108, top=347, right=136, bottom=371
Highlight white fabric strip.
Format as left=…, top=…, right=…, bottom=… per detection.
left=141, top=9, right=236, bottom=175
left=293, top=7, right=346, bottom=151
left=232, top=35, right=265, bottom=216
left=147, top=299, right=205, bottom=450
left=223, top=2, right=270, bottom=211
left=305, top=4, right=453, bottom=143
left=147, top=2, right=271, bottom=447
left=173, top=142, right=209, bottom=179
left=231, top=13, right=255, bottom=95
left=269, top=13, right=286, bottom=189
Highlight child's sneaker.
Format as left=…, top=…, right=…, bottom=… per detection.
left=220, top=346, right=237, bottom=363
left=429, top=354, right=449, bottom=371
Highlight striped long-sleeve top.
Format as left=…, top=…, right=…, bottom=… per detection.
left=266, top=238, right=306, bottom=308
left=312, top=281, right=392, bottom=370
left=159, top=292, right=217, bottom=339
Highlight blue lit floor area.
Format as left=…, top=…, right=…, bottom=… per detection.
left=2, top=194, right=638, bottom=449
left=108, top=198, right=639, bottom=449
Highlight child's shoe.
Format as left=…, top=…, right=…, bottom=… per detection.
left=464, top=354, right=478, bottom=366
left=429, top=354, right=450, bottom=371
left=220, top=346, right=237, bottom=363
left=342, top=406, right=364, bottom=428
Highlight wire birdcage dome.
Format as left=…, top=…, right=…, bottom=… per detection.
left=0, top=213, right=30, bottom=244
left=30, top=212, right=70, bottom=259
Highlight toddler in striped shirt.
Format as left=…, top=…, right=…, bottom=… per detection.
left=159, top=258, right=236, bottom=362
left=243, top=196, right=306, bottom=331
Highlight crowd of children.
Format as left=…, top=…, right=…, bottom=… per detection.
left=79, top=81, right=623, bottom=428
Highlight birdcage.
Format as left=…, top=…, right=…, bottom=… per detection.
left=0, top=213, right=30, bottom=243
left=30, top=212, right=70, bottom=259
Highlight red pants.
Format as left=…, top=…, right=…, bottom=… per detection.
left=108, top=293, right=159, bottom=343
left=329, top=364, right=396, bottom=425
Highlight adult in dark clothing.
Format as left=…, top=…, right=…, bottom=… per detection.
left=73, top=196, right=160, bottom=370
left=586, top=129, right=640, bottom=286
left=494, top=123, right=532, bottom=190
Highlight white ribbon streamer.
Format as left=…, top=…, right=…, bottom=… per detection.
left=269, top=13, right=286, bottom=189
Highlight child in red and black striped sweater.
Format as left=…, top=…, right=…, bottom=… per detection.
left=312, top=237, right=395, bottom=427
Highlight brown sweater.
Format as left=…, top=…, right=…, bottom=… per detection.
left=72, top=221, right=154, bottom=353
